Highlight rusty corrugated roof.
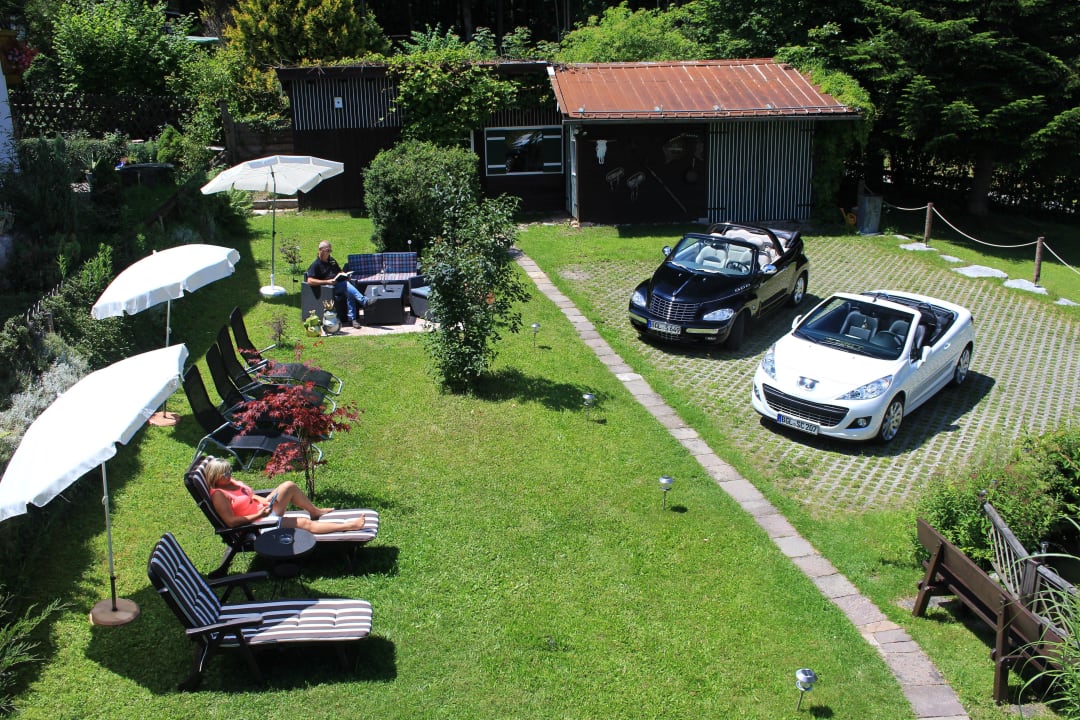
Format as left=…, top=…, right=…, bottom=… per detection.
left=548, top=59, right=856, bottom=121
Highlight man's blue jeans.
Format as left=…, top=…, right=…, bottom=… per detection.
left=335, top=280, right=366, bottom=321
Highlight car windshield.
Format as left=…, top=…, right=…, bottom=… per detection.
left=667, top=235, right=756, bottom=277
left=793, top=297, right=917, bottom=360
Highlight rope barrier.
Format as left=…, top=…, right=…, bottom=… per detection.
left=930, top=206, right=1040, bottom=248
left=1042, top=243, right=1080, bottom=279
left=884, top=199, right=1080, bottom=287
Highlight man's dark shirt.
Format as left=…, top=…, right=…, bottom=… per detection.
left=307, top=255, right=343, bottom=281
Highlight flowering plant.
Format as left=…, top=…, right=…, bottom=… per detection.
left=4, top=42, right=37, bottom=74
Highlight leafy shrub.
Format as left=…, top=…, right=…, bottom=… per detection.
left=363, top=140, right=481, bottom=254
left=155, top=125, right=184, bottom=167
left=915, top=428, right=1080, bottom=566
left=422, top=192, right=528, bottom=392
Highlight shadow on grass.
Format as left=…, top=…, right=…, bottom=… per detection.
left=474, top=367, right=612, bottom=412
left=86, top=584, right=396, bottom=693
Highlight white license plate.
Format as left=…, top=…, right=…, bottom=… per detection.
left=777, top=414, right=819, bottom=435
left=649, top=320, right=681, bottom=335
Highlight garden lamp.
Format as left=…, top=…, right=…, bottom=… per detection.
left=795, top=668, right=817, bottom=710
left=531, top=322, right=541, bottom=346
left=659, top=475, right=673, bottom=509
left=583, top=393, right=595, bottom=421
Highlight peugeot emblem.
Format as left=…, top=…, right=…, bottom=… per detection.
left=797, top=376, right=818, bottom=390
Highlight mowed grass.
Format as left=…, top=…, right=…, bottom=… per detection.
left=9, top=211, right=911, bottom=718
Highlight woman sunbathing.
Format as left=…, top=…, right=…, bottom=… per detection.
left=204, top=457, right=367, bottom=533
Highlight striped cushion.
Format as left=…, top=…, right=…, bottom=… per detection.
left=217, top=598, right=373, bottom=646
left=149, top=533, right=223, bottom=628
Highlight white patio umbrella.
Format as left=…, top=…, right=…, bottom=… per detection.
left=91, top=244, right=240, bottom=425
left=200, top=155, right=345, bottom=297
left=0, top=344, right=189, bottom=626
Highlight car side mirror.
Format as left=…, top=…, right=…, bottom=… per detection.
left=662, top=245, right=672, bottom=257
left=761, top=264, right=778, bottom=275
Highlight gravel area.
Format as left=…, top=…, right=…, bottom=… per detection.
left=556, top=234, right=1080, bottom=511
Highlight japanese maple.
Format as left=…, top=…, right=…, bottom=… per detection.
left=233, top=359, right=359, bottom=498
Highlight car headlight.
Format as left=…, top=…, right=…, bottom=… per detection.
left=760, top=344, right=776, bottom=380
left=703, top=307, right=734, bottom=322
left=838, top=375, right=894, bottom=401
left=631, top=288, right=648, bottom=308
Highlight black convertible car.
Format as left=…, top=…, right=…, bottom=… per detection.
left=628, top=223, right=810, bottom=349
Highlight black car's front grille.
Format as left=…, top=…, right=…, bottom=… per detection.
left=762, top=385, right=848, bottom=427
left=649, top=295, right=699, bottom=323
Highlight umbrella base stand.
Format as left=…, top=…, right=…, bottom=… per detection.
left=89, top=598, right=139, bottom=626
left=148, top=410, right=180, bottom=427
left=260, top=284, right=287, bottom=297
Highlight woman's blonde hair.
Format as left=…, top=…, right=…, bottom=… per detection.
left=203, top=456, right=233, bottom=486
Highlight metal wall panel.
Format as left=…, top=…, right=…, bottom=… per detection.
left=707, top=119, right=814, bottom=223
left=291, top=77, right=400, bottom=131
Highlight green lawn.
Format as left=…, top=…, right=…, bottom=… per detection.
left=9, top=211, right=913, bottom=718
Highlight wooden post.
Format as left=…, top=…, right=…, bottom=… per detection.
left=923, top=202, right=934, bottom=245
left=1033, top=236, right=1044, bottom=286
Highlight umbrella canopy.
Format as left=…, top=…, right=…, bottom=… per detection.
left=91, top=244, right=241, bottom=321
left=0, top=344, right=189, bottom=624
left=199, top=155, right=344, bottom=196
left=200, top=156, right=344, bottom=297
left=0, top=344, right=189, bottom=518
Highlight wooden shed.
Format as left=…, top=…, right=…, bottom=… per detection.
left=548, top=60, right=860, bottom=224
left=276, top=59, right=858, bottom=223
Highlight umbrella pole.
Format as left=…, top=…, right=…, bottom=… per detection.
left=260, top=170, right=286, bottom=297
left=149, top=300, right=180, bottom=426
left=89, top=465, right=139, bottom=626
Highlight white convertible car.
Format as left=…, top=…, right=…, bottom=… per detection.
left=751, top=290, right=975, bottom=442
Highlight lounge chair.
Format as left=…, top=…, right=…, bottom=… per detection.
left=183, top=366, right=318, bottom=471
left=228, top=309, right=343, bottom=395
left=205, top=343, right=333, bottom=419
left=185, top=454, right=379, bottom=576
left=148, top=532, right=373, bottom=689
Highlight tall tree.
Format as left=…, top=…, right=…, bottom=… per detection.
left=684, top=0, right=863, bottom=58
left=555, top=2, right=703, bottom=62
left=844, top=0, right=1080, bottom=215
left=224, top=0, right=389, bottom=66
left=24, top=0, right=195, bottom=95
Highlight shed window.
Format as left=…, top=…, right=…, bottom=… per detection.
left=485, top=126, right=562, bottom=176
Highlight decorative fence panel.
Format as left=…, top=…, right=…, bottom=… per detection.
left=984, top=500, right=1076, bottom=636
left=7, top=91, right=185, bottom=140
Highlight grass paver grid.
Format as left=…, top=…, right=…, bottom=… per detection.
left=561, top=234, right=1080, bottom=510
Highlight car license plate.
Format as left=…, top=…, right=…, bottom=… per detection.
left=777, top=413, right=819, bottom=435
left=649, top=320, right=681, bottom=335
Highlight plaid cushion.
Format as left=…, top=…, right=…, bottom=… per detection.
left=346, top=254, right=380, bottom=276
left=380, top=252, right=417, bottom=274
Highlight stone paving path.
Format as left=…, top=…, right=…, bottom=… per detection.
left=516, top=252, right=970, bottom=720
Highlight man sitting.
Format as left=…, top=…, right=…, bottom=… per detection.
left=306, top=241, right=367, bottom=328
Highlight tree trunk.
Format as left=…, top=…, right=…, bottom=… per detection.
left=967, top=147, right=994, bottom=217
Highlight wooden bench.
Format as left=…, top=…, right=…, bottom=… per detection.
left=914, top=518, right=1063, bottom=703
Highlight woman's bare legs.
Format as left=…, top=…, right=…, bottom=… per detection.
left=284, top=514, right=367, bottom=534
left=268, top=480, right=333, bottom=518
left=270, top=480, right=367, bottom=534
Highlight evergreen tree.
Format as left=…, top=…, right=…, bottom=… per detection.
left=844, top=0, right=1080, bottom=214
